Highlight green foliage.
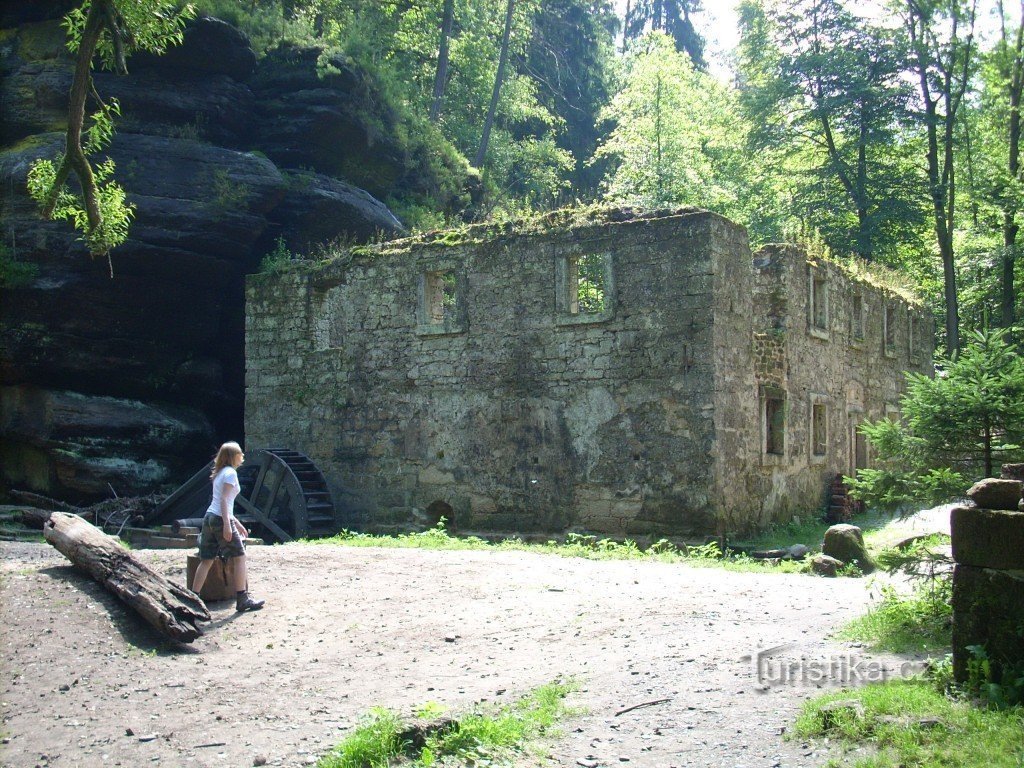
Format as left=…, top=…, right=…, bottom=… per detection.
left=837, top=580, right=952, bottom=655
left=27, top=152, right=135, bottom=257
left=306, top=519, right=813, bottom=573
left=208, top=168, right=253, bottom=214
left=966, top=645, right=1024, bottom=710
left=794, top=680, right=1024, bottom=767
left=0, top=238, right=39, bottom=288
left=259, top=237, right=298, bottom=274
left=318, top=706, right=405, bottom=768
left=595, top=32, right=754, bottom=221
left=28, top=1, right=194, bottom=260
left=64, top=0, right=192, bottom=67
left=847, top=327, right=1024, bottom=509
left=317, top=681, right=576, bottom=768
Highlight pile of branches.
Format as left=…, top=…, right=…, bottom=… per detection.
left=9, top=490, right=166, bottom=534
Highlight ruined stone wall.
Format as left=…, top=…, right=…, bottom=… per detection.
left=247, top=212, right=746, bottom=536
left=731, top=246, right=935, bottom=529
left=246, top=211, right=933, bottom=537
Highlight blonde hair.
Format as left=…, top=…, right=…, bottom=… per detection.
left=210, top=441, right=243, bottom=478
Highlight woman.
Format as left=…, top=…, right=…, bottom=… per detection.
left=191, top=442, right=265, bottom=612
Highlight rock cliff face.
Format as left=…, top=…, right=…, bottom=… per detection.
left=0, top=5, right=465, bottom=501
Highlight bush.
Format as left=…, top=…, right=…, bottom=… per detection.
left=847, top=327, right=1024, bottom=510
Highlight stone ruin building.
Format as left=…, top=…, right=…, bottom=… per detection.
left=245, top=208, right=934, bottom=537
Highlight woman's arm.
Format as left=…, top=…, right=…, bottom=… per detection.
left=221, top=482, right=239, bottom=541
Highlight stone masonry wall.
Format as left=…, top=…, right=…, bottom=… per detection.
left=729, top=245, right=935, bottom=530
left=247, top=212, right=745, bottom=536
left=246, top=210, right=934, bottom=537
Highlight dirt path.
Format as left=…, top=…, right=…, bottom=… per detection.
left=0, top=542, right=924, bottom=768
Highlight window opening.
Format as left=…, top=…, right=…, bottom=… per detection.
left=811, top=273, right=828, bottom=330
left=765, top=393, right=786, bottom=455
left=884, top=304, right=896, bottom=354
left=852, top=293, right=864, bottom=341
left=424, top=270, right=457, bottom=325
left=812, top=403, right=827, bottom=456
left=909, top=314, right=918, bottom=359
left=569, top=254, right=606, bottom=315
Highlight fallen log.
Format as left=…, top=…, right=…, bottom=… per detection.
left=43, top=512, right=210, bottom=643
left=11, top=489, right=79, bottom=513
left=19, top=506, right=55, bottom=530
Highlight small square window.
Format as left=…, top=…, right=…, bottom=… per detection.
left=765, top=392, right=786, bottom=456
left=417, top=268, right=464, bottom=335
left=556, top=252, right=614, bottom=325
left=812, top=403, right=827, bottom=456
left=425, top=270, right=456, bottom=324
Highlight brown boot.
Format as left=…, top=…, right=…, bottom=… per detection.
left=236, top=591, right=265, bottom=612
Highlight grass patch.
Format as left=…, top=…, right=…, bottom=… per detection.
left=317, top=680, right=578, bottom=768
left=794, top=679, right=1024, bottom=767
left=302, top=522, right=810, bottom=573
left=836, top=580, right=952, bottom=654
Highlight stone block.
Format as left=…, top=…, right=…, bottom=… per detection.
left=966, top=478, right=1023, bottom=511
left=1001, top=463, right=1024, bottom=481
left=951, top=564, right=1024, bottom=683
left=950, top=506, right=1024, bottom=570
left=186, top=554, right=238, bottom=602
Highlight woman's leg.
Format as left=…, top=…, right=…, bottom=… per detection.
left=232, top=554, right=264, bottom=612
left=192, top=558, right=215, bottom=593
left=233, top=554, right=248, bottom=592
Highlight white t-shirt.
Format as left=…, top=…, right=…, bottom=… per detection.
left=206, top=466, right=239, bottom=518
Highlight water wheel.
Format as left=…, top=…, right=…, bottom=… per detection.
left=145, top=448, right=338, bottom=542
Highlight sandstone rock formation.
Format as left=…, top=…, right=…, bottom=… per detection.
left=0, top=5, right=467, bottom=501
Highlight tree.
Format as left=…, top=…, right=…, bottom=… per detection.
left=476, top=0, right=516, bottom=168
left=975, top=0, right=1024, bottom=331
left=902, top=0, right=978, bottom=354
left=595, top=32, right=752, bottom=218
left=624, top=0, right=706, bottom=69
left=847, top=327, right=1024, bottom=509
left=429, top=0, right=455, bottom=121
left=737, top=0, right=924, bottom=263
left=26, top=0, right=194, bottom=273
left=523, top=0, right=618, bottom=194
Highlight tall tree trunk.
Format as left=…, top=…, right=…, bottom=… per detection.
left=429, top=0, right=455, bottom=122
left=905, top=1, right=975, bottom=355
left=1000, top=0, right=1024, bottom=330
left=475, top=0, right=515, bottom=169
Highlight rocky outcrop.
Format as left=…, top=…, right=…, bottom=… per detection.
left=0, top=7, right=471, bottom=501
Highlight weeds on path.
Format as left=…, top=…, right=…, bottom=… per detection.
left=317, top=681, right=578, bottom=768
left=795, top=679, right=1024, bottom=768
left=302, top=520, right=811, bottom=573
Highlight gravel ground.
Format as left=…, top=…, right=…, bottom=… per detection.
left=0, top=540, right=933, bottom=768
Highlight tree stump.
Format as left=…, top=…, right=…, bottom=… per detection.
left=43, top=512, right=210, bottom=642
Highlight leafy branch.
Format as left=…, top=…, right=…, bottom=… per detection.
left=26, top=0, right=194, bottom=275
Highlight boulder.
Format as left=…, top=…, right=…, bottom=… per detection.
left=822, top=524, right=875, bottom=573
left=810, top=554, right=844, bottom=577
left=1000, top=463, right=1024, bottom=481
left=0, top=3, right=413, bottom=501
left=966, top=478, right=1024, bottom=510
left=271, top=170, right=405, bottom=251
left=129, top=16, right=257, bottom=82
